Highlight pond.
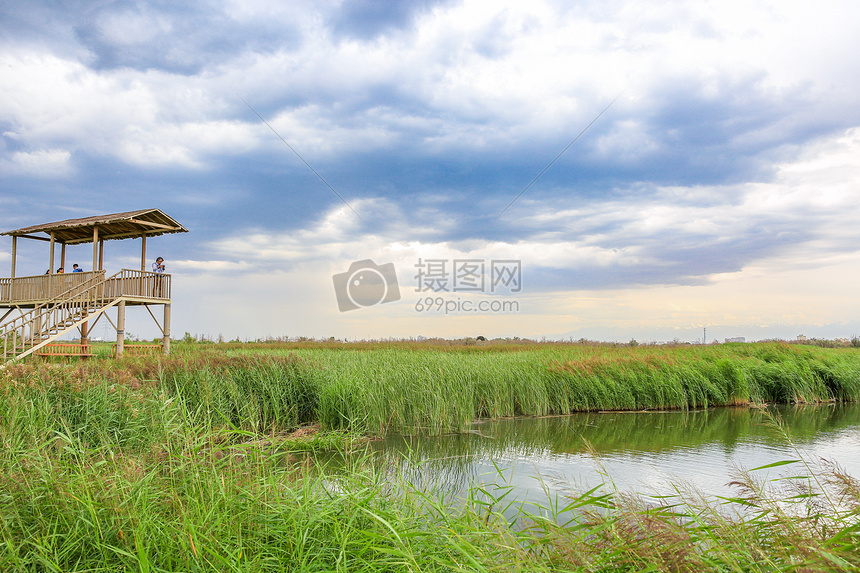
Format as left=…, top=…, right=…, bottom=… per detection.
left=367, top=404, right=860, bottom=506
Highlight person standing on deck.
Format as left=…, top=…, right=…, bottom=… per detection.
left=152, top=257, right=165, bottom=297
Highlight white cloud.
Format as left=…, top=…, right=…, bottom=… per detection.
left=117, top=119, right=258, bottom=168
left=0, top=52, right=258, bottom=168
left=95, top=7, right=174, bottom=46
left=157, top=125, right=860, bottom=339
left=3, top=0, right=858, bottom=174
left=520, top=127, right=860, bottom=255
left=3, top=0, right=860, bottom=342
left=198, top=125, right=860, bottom=280
left=7, top=148, right=72, bottom=176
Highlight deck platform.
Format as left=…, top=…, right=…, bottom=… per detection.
left=2, top=209, right=185, bottom=361
left=0, top=270, right=170, bottom=309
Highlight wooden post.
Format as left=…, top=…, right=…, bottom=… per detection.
left=80, top=310, right=88, bottom=347
left=61, top=243, right=66, bottom=270
left=140, top=234, right=147, bottom=271
left=11, top=235, right=16, bottom=278
left=115, top=300, right=126, bottom=357
left=31, top=314, right=40, bottom=346
left=92, top=227, right=99, bottom=273
left=99, top=239, right=104, bottom=271
left=163, top=304, right=171, bottom=354
left=49, top=232, right=55, bottom=274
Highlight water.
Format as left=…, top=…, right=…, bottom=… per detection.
left=367, top=404, right=860, bottom=506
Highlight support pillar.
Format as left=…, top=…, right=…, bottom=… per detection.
left=99, top=239, right=104, bottom=271
left=115, top=300, right=126, bottom=357
left=163, top=304, right=171, bottom=354
left=49, top=232, right=55, bottom=274
left=11, top=236, right=16, bottom=278
left=61, top=243, right=66, bottom=271
left=140, top=234, right=147, bottom=271
left=32, top=314, right=42, bottom=345
left=80, top=311, right=88, bottom=348
left=92, top=227, right=99, bottom=273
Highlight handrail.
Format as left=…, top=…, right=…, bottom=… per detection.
left=104, top=269, right=171, bottom=300
left=0, top=271, right=107, bottom=337
left=0, top=271, right=105, bottom=308
left=15, top=299, right=123, bottom=361
left=1, top=269, right=170, bottom=361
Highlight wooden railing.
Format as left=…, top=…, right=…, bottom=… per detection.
left=104, top=269, right=170, bottom=300
left=1, top=271, right=115, bottom=360
left=1, top=269, right=170, bottom=361
left=36, top=343, right=95, bottom=358
left=0, top=269, right=170, bottom=304
left=0, top=271, right=105, bottom=304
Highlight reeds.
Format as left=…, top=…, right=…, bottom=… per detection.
left=4, top=342, right=860, bottom=437
left=2, top=345, right=860, bottom=571
left=2, top=397, right=859, bottom=571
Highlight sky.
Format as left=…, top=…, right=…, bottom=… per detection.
left=2, top=0, right=860, bottom=343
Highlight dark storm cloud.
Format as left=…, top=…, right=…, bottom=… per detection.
left=240, top=81, right=809, bottom=230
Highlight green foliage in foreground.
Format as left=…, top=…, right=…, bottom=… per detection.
left=6, top=342, right=860, bottom=436
left=1, top=378, right=859, bottom=572
left=2, top=344, right=860, bottom=571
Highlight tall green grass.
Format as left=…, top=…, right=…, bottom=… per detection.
left=2, top=379, right=859, bottom=571
left=302, top=343, right=860, bottom=433
left=3, top=344, right=860, bottom=571
left=5, top=341, right=860, bottom=436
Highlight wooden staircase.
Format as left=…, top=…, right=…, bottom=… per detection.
left=1, top=271, right=122, bottom=362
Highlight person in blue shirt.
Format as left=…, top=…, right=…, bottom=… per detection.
left=72, top=264, right=83, bottom=272
left=151, top=257, right=167, bottom=297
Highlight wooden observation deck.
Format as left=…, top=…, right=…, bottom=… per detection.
left=1, top=209, right=187, bottom=361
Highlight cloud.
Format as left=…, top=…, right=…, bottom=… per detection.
left=0, top=0, right=303, bottom=75
left=194, top=127, right=860, bottom=294
left=3, top=0, right=860, bottom=341
left=0, top=52, right=260, bottom=170
left=329, top=0, right=459, bottom=40
left=4, top=0, right=858, bottom=200
left=5, top=148, right=72, bottom=177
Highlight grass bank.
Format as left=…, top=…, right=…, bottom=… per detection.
left=1, top=381, right=859, bottom=571
left=6, top=341, right=860, bottom=436
left=2, top=342, right=860, bottom=570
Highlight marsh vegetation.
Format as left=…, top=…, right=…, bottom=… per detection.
left=2, top=341, right=859, bottom=571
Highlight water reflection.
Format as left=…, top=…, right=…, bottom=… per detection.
left=367, top=404, right=860, bottom=503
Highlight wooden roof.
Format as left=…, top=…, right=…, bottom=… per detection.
left=2, top=208, right=188, bottom=245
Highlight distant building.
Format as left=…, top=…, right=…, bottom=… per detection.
left=725, top=337, right=746, bottom=343
left=797, top=334, right=807, bottom=341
